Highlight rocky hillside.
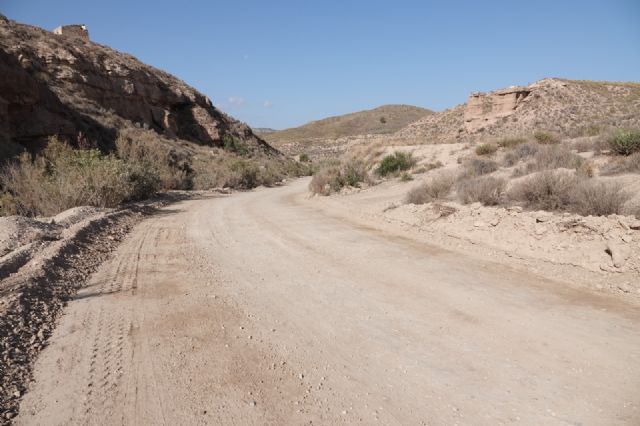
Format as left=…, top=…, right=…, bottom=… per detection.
left=0, top=17, right=274, bottom=158
left=264, top=104, right=432, bottom=154
left=397, top=78, right=640, bottom=143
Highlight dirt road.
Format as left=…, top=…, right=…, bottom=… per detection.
left=17, top=178, right=640, bottom=425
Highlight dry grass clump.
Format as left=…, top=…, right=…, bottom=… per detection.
left=496, top=137, right=527, bottom=149
left=503, top=143, right=539, bottom=166
left=309, top=159, right=369, bottom=195
left=475, top=143, right=498, bottom=156
left=534, top=145, right=584, bottom=171
left=533, top=131, right=559, bottom=144
left=456, top=176, right=506, bottom=206
left=405, top=171, right=457, bottom=204
left=601, top=152, right=640, bottom=175
left=413, top=161, right=443, bottom=174
left=463, top=158, right=499, bottom=176
left=507, top=170, right=632, bottom=216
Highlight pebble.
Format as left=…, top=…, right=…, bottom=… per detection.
left=249, top=401, right=257, bottom=407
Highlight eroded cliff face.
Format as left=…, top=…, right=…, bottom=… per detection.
left=0, top=18, right=274, bottom=154
left=463, top=87, right=531, bottom=132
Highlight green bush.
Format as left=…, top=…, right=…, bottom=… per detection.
left=299, top=153, right=311, bottom=162
left=222, top=134, right=249, bottom=155
left=376, top=151, right=415, bottom=176
left=608, top=130, right=640, bottom=155
left=475, top=143, right=498, bottom=156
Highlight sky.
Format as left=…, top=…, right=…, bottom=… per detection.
left=3, top=0, right=640, bottom=129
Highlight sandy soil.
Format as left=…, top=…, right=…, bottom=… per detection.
left=15, top=179, right=640, bottom=425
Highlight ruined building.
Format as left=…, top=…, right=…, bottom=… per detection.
left=53, top=24, right=89, bottom=41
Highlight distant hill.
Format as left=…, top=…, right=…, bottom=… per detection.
left=253, top=128, right=278, bottom=136
left=396, top=78, right=640, bottom=143
left=263, top=105, right=432, bottom=151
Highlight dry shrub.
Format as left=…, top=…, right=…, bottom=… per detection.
left=572, top=139, right=596, bottom=153
left=309, top=159, right=369, bottom=195
left=475, top=143, right=498, bottom=156
left=601, top=152, right=640, bottom=175
left=463, top=158, right=498, bottom=176
left=456, top=176, right=506, bottom=206
left=507, top=171, right=577, bottom=211
left=508, top=170, right=632, bottom=216
left=570, top=180, right=631, bottom=216
left=503, top=143, right=539, bottom=166
left=496, top=137, right=527, bottom=149
left=534, top=145, right=584, bottom=171
left=1, top=138, right=139, bottom=216
left=405, top=171, right=456, bottom=204
left=533, top=131, right=559, bottom=144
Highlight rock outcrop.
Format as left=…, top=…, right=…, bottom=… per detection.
left=395, top=78, right=640, bottom=143
left=463, top=87, right=530, bottom=132
left=0, top=18, right=274, bottom=155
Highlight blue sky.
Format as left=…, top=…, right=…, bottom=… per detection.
left=4, top=0, right=639, bottom=129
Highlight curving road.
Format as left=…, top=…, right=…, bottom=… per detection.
left=17, top=178, right=640, bottom=425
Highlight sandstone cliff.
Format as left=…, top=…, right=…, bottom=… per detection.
left=0, top=17, right=274, bottom=156
left=397, top=78, right=640, bottom=143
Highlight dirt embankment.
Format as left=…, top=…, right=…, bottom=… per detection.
left=0, top=202, right=158, bottom=421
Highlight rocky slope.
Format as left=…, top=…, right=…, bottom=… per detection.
left=0, top=17, right=274, bottom=157
left=397, top=78, right=640, bottom=143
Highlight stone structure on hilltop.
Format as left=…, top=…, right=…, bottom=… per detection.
left=464, top=86, right=530, bottom=132
left=53, top=24, right=89, bottom=41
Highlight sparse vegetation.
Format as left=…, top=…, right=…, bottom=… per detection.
left=456, top=176, right=506, bottom=206
left=1, top=137, right=163, bottom=216
left=376, top=151, right=416, bottom=176
left=608, top=129, right=640, bottom=155
left=475, top=143, right=498, bottom=156
left=299, top=153, right=311, bottom=162
left=533, top=145, right=584, bottom=171
left=222, top=134, right=249, bottom=155
left=507, top=170, right=632, bottom=216
left=496, top=137, right=527, bottom=149
left=533, top=131, right=559, bottom=144
left=463, top=158, right=499, bottom=176
left=601, top=152, right=640, bottom=175
left=405, top=172, right=456, bottom=204
left=309, top=159, right=369, bottom=195
left=503, top=143, right=539, bottom=166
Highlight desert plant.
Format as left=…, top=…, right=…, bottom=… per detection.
left=475, top=143, right=498, bottom=156
left=376, top=151, right=415, bottom=176
left=222, top=134, right=249, bottom=155
left=601, top=152, right=640, bottom=175
left=456, top=176, right=506, bottom=206
left=1, top=137, right=138, bottom=216
left=507, top=171, right=578, bottom=212
left=405, top=172, right=456, bottom=204
left=496, top=137, right=527, bottom=149
left=503, top=143, right=539, bottom=166
left=299, top=153, right=311, bottom=162
left=533, top=131, right=559, bottom=144
left=400, top=172, right=413, bottom=182
left=463, top=158, right=499, bottom=176
left=570, top=180, right=631, bottom=216
left=608, top=129, right=640, bottom=155
left=534, top=145, right=584, bottom=171
left=309, top=159, right=368, bottom=195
